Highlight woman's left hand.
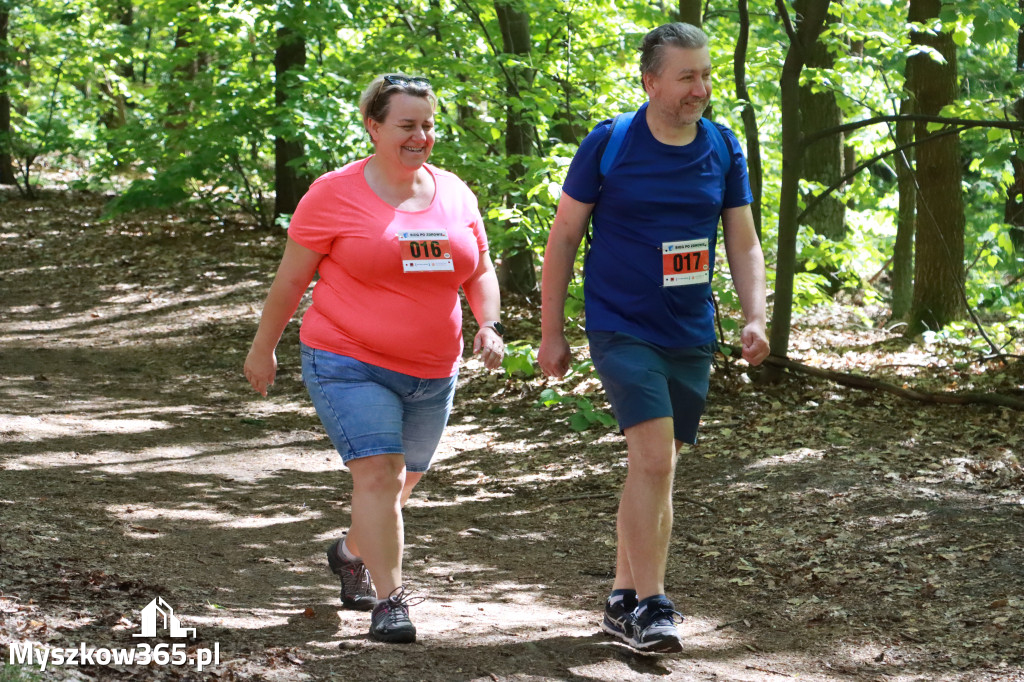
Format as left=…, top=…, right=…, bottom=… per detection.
left=473, top=327, right=505, bottom=371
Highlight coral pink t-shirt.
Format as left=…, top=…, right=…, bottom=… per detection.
left=288, top=158, right=488, bottom=378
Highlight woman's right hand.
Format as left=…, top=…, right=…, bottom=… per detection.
left=244, top=346, right=278, bottom=397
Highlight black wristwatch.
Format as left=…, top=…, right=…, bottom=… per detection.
left=484, top=321, right=505, bottom=337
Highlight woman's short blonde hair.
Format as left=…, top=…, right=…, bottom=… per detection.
left=359, top=73, right=437, bottom=125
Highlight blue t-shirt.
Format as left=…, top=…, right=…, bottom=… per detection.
left=562, top=102, right=753, bottom=348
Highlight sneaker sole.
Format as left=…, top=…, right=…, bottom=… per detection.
left=630, top=635, right=683, bottom=654
left=370, top=627, right=416, bottom=644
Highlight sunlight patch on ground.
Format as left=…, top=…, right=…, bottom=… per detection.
left=108, top=502, right=321, bottom=532
left=746, top=447, right=826, bottom=469
left=0, top=283, right=257, bottom=344
left=216, top=512, right=322, bottom=529
left=1, top=443, right=338, bottom=480
left=12, top=440, right=340, bottom=481
left=419, top=561, right=503, bottom=578
left=187, top=609, right=291, bottom=630
left=409, top=491, right=513, bottom=508
left=0, top=413, right=172, bottom=442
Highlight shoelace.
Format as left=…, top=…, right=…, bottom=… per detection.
left=641, top=604, right=684, bottom=630
left=376, top=585, right=425, bottom=623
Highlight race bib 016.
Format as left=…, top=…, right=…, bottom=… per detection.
left=662, top=238, right=710, bottom=286
left=399, top=229, right=454, bottom=272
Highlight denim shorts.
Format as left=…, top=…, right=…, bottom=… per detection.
left=588, top=331, right=715, bottom=445
left=300, top=344, right=457, bottom=473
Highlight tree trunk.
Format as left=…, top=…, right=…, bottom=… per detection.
left=891, top=96, right=915, bottom=319
left=99, top=0, right=132, bottom=132
left=273, top=24, right=309, bottom=219
left=795, top=0, right=845, bottom=241
left=494, top=0, right=537, bottom=294
left=678, top=0, right=701, bottom=26
left=1008, top=1, right=1024, bottom=252
left=167, top=21, right=204, bottom=128
left=733, top=0, right=762, bottom=238
left=765, top=0, right=832, bottom=380
left=0, top=2, right=16, bottom=185
left=907, top=0, right=966, bottom=333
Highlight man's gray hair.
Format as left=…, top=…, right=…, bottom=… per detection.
left=639, top=23, right=709, bottom=81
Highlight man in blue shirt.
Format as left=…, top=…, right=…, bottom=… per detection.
left=539, top=22, right=770, bottom=653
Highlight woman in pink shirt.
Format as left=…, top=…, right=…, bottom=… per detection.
left=244, top=74, right=504, bottom=644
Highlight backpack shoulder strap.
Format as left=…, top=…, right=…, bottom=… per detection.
left=599, top=110, right=637, bottom=178
left=700, top=118, right=731, bottom=199
left=700, top=117, right=730, bottom=169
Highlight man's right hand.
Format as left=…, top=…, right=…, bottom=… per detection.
left=538, top=334, right=573, bottom=378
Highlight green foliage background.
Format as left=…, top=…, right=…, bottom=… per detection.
left=3, top=0, right=1023, bottom=353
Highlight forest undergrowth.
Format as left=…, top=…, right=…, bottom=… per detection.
left=0, top=189, right=1022, bottom=681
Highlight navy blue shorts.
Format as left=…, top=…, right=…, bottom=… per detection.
left=588, top=331, right=715, bottom=444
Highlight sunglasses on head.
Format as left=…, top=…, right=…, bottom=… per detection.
left=372, top=74, right=431, bottom=108
left=383, top=75, right=430, bottom=87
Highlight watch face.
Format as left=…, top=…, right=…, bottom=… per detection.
left=491, top=321, right=505, bottom=337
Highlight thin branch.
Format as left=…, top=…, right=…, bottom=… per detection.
left=796, top=125, right=968, bottom=223
left=774, top=0, right=797, bottom=44
left=803, top=114, right=1024, bottom=149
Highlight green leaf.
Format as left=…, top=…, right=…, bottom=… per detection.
left=569, top=412, right=591, bottom=431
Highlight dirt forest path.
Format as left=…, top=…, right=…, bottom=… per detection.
left=1, top=191, right=1023, bottom=682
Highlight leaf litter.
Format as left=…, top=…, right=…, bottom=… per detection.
left=0, top=190, right=1022, bottom=681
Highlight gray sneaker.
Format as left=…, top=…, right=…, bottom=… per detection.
left=630, top=598, right=684, bottom=653
left=326, top=538, right=375, bottom=611
left=369, top=586, right=419, bottom=644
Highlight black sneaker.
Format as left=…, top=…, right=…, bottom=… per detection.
left=630, top=598, right=684, bottom=653
left=369, top=586, right=420, bottom=644
left=326, top=538, right=375, bottom=611
left=601, top=598, right=637, bottom=644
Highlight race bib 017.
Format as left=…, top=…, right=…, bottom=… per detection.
left=662, top=238, right=710, bottom=286
left=399, top=229, right=454, bottom=272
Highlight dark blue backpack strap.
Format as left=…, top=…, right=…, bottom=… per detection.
left=700, top=117, right=731, bottom=199
left=599, top=110, right=637, bottom=178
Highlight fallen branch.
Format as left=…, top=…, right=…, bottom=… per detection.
left=722, top=344, right=1024, bottom=410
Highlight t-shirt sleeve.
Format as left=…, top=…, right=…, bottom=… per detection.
left=561, top=120, right=613, bottom=204
left=720, top=125, right=754, bottom=209
left=287, top=174, right=340, bottom=254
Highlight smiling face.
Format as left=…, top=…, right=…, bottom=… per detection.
left=366, top=93, right=435, bottom=170
left=643, top=45, right=712, bottom=127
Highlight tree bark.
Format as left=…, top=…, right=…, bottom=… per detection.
left=273, top=24, right=309, bottom=219
left=907, top=0, right=966, bottom=333
left=734, top=0, right=763, bottom=238
left=99, top=0, right=133, bottom=133
left=678, top=0, right=702, bottom=26
left=1008, top=0, right=1024, bottom=252
left=494, top=0, right=537, bottom=293
left=0, top=2, right=16, bottom=185
left=765, top=0, right=832, bottom=381
left=795, top=0, right=845, bottom=241
left=891, top=96, right=916, bottom=319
